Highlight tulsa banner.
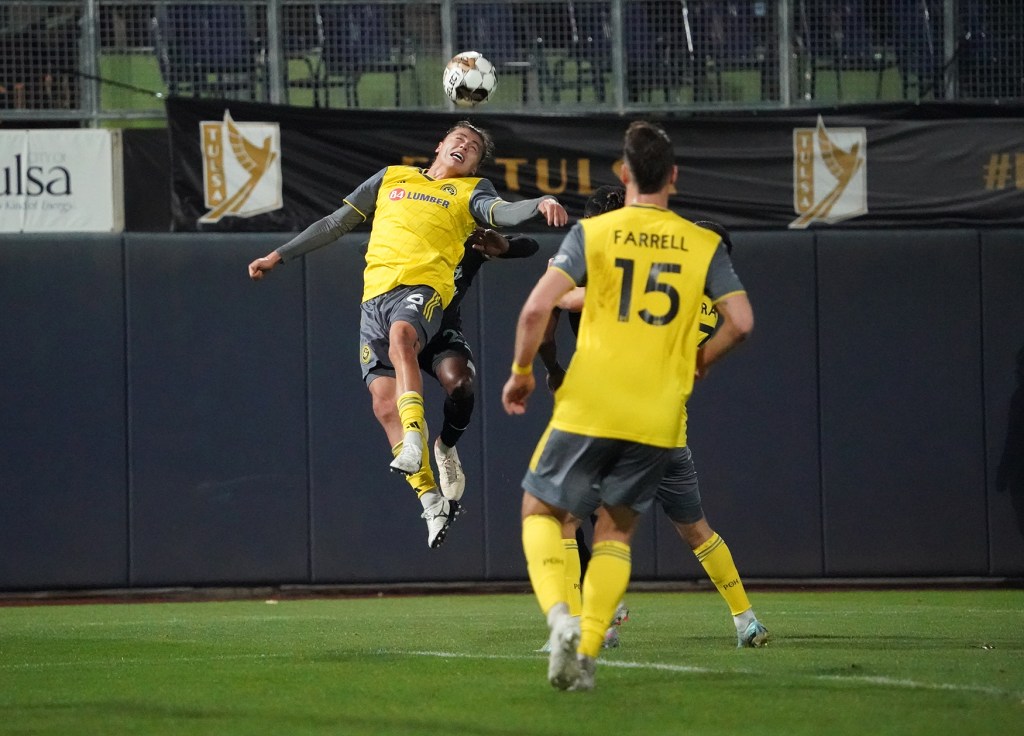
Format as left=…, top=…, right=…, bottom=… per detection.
left=166, top=97, right=1024, bottom=232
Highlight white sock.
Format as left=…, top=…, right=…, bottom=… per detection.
left=436, top=438, right=452, bottom=455
left=733, top=608, right=756, bottom=633
left=546, top=601, right=570, bottom=627
left=419, top=489, right=442, bottom=510
left=403, top=430, right=422, bottom=451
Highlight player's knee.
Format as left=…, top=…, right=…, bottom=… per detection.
left=447, top=372, right=475, bottom=402
left=371, top=392, right=399, bottom=424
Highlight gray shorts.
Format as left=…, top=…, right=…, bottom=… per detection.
left=656, top=445, right=705, bottom=524
left=359, top=285, right=444, bottom=385
left=418, top=326, right=475, bottom=379
left=522, top=428, right=672, bottom=520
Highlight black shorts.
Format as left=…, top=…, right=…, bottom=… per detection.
left=418, top=325, right=475, bottom=380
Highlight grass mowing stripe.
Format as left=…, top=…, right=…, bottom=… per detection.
left=0, top=652, right=297, bottom=670
left=403, top=649, right=1023, bottom=700
left=5, top=646, right=1018, bottom=701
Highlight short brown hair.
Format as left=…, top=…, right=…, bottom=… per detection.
left=623, top=121, right=673, bottom=194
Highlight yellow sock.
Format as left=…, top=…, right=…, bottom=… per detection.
left=694, top=532, right=751, bottom=616
left=522, top=515, right=566, bottom=615
left=391, top=440, right=436, bottom=497
left=563, top=538, right=582, bottom=616
left=397, top=391, right=426, bottom=436
left=579, top=540, right=631, bottom=657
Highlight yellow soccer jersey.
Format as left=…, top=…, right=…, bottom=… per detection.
left=350, top=166, right=481, bottom=307
left=549, top=204, right=722, bottom=448
left=697, top=296, right=719, bottom=346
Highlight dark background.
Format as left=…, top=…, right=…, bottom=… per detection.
left=2, top=227, right=1022, bottom=591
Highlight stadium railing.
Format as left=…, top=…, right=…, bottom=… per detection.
left=0, top=0, right=1020, bottom=126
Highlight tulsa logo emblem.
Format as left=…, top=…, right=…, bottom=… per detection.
left=791, top=115, right=867, bottom=229
left=199, top=110, right=282, bottom=224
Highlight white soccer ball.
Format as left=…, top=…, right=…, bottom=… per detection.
left=443, top=51, right=497, bottom=107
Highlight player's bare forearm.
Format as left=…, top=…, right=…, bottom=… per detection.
left=506, top=271, right=573, bottom=409
left=538, top=310, right=565, bottom=391
left=558, top=286, right=585, bottom=312
left=512, top=304, right=551, bottom=374
left=697, top=293, right=754, bottom=377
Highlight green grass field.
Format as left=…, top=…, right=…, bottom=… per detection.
left=1, top=589, right=1021, bottom=735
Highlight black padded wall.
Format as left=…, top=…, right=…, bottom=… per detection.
left=475, top=239, right=562, bottom=580
left=0, top=235, right=128, bottom=589
left=125, top=234, right=310, bottom=585
left=2, top=228, right=1022, bottom=593
left=817, top=230, right=987, bottom=575
left=981, top=231, right=1024, bottom=575
left=659, top=230, right=823, bottom=579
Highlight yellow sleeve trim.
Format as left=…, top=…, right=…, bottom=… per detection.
left=710, top=289, right=747, bottom=306
left=549, top=265, right=577, bottom=286
left=486, top=199, right=501, bottom=226
left=342, top=198, right=369, bottom=222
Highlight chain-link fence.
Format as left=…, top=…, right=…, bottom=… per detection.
left=1, top=0, right=1021, bottom=124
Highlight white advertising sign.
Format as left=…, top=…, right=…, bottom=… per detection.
left=0, top=129, right=124, bottom=233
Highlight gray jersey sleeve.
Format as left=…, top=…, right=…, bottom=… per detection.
left=275, top=168, right=385, bottom=262
left=705, top=243, right=745, bottom=301
left=549, top=223, right=587, bottom=286
left=469, top=179, right=556, bottom=227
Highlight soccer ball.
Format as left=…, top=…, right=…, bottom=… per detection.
left=443, top=51, right=497, bottom=107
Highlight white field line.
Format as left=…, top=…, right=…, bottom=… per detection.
left=404, top=650, right=1020, bottom=699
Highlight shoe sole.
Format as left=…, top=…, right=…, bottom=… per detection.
left=390, top=454, right=421, bottom=475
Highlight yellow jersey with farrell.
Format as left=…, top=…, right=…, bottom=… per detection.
left=548, top=203, right=740, bottom=448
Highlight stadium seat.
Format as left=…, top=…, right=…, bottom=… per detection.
left=796, top=0, right=897, bottom=102
left=151, top=3, right=265, bottom=101
left=318, top=3, right=418, bottom=108
left=456, top=3, right=541, bottom=104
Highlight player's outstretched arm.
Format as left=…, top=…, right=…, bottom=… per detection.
left=482, top=189, right=568, bottom=229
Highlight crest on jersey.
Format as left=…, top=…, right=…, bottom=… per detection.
left=199, top=110, right=282, bottom=224
left=441, top=183, right=457, bottom=196
left=790, top=115, right=867, bottom=229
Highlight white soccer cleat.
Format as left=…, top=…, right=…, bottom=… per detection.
left=390, top=432, right=423, bottom=475
left=546, top=606, right=581, bottom=690
left=737, top=619, right=770, bottom=648
left=421, top=496, right=461, bottom=549
left=602, top=601, right=629, bottom=648
left=569, top=654, right=596, bottom=692
left=434, top=441, right=466, bottom=502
